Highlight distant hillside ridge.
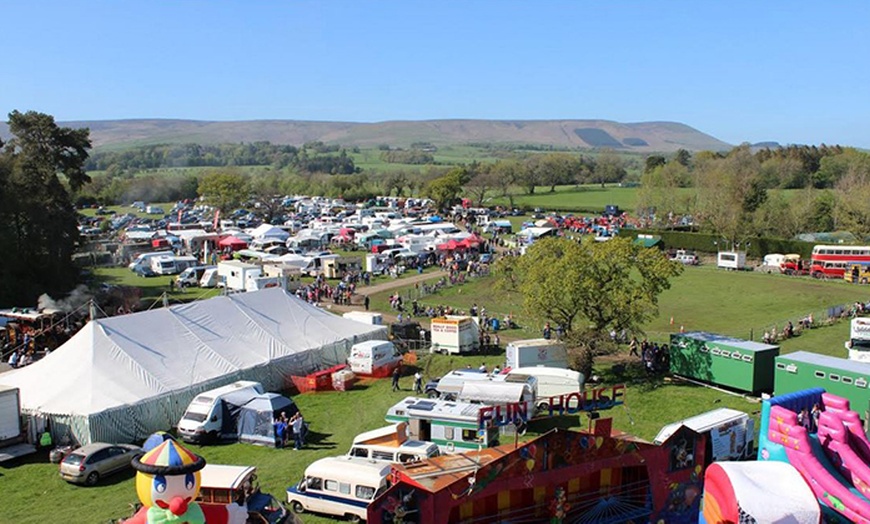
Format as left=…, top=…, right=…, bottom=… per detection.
left=0, top=118, right=733, bottom=153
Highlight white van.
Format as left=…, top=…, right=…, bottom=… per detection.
left=286, top=456, right=391, bottom=522
left=348, top=424, right=440, bottom=464
left=176, top=265, right=215, bottom=288
left=348, top=340, right=402, bottom=378
left=177, top=381, right=264, bottom=443
left=505, top=367, right=584, bottom=411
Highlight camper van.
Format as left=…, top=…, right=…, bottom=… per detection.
left=198, top=464, right=288, bottom=524
left=287, top=456, right=391, bottom=522
left=177, top=381, right=265, bottom=443
left=151, top=255, right=198, bottom=276
left=348, top=423, right=440, bottom=464
left=504, top=367, right=584, bottom=410
left=128, top=251, right=174, bottom=274
left=347, top=340, right=402, bottom=378
left=385, top=397, right=500, bottom=453
left=505, top=339, right=568, bottom=369
left=456, top=381, right=536, bottom=416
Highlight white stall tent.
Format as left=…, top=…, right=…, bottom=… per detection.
left=0, top=288, right=385, bottom=445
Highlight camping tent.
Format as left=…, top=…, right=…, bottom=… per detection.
left=249, top=224, right=289, bottom=242
left=0, top=288, right=385, bottom=445
left=238, top=393, right=299, bottom=447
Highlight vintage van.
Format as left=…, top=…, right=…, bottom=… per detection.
left=286, top=456, right=391, bottom=522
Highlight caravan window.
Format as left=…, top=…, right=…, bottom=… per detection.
left=324, top=479, right=339, bottom=492
left=339, top=482, right=351, bottom=495
left=356, top=485, right=376, bottom=500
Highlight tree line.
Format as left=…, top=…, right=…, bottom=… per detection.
left=85, top=141, right=359, bottom=174
left=638, top=144, right=870, bottom=245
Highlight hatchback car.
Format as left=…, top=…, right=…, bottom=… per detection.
left=59, top=443, right=142, bottom=486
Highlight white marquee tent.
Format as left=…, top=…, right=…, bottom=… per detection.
left=0, top=288, right=386, bottom=444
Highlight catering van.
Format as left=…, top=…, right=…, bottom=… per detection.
left=505, top=367, right=584, bottom=411
left=347, top=340, right=402, bottom=378
left=177, top=381, right=264, bottom=443
left=286, top=456, right=391, bottom=522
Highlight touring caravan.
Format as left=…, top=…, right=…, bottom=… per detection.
left=177, top=381, right=264, bottom=443
left=385, top=397, right=500, bottom=453
left=505, top=339, right=569, bottom=369
left=504, top=367, right=584, bottom=410
left=128, top=251, right=174, bottom=274
left=287, top=456, right=391, bottom=522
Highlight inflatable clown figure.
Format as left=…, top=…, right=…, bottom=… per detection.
left=128, top=439, right=207, bottom=524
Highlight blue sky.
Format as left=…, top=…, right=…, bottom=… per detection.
left=2, top=1, right=869, bottom=147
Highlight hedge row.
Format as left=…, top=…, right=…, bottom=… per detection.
left=619, top=228, right=815, bottom=259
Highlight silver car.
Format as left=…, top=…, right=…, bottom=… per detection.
left=59, top=443, right=142, bottom=486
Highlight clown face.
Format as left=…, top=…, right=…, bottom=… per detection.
left=136, top=469, right=202, bottom=517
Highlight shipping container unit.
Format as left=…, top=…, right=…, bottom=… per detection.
left=669, top=331, right=779, bottom=395
left=774, top=351, right=870, bottom=417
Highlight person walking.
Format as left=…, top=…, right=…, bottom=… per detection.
left=364, top=295, right=370, bottom=311
left=392, top=366, right=401, bottom=392
left=413, top=371, right=423, bottom=394
left=629, top=337, right=639, bottom=357
left=291, top=413, right=305, bottom=450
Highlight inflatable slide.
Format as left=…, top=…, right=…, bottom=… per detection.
left=758, top=388, right=870, bottom=523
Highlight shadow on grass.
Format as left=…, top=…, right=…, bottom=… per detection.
left=300, top=429, right=337, bottom=451
left=529, top=414, right=583, bottom=433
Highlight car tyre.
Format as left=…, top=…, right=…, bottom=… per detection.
left=427, top=390, right=439, bottom=399
left=346, top=514, right=362, bottom=523
left=291, top=501, right=305, bottom=514
left=85, top=471, right=100, bottom=486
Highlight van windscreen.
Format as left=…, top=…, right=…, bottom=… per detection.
left=183, top=412, right=208, bottom=423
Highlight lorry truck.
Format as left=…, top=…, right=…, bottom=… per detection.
left=505, top=339, right=569, bottom=369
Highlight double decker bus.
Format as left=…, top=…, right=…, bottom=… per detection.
left=810, top=245, right=870, bottom=278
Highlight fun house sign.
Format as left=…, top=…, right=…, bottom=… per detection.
left=478, top=384, right=626, bottom=429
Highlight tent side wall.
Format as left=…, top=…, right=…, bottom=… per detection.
left=38, top=328, right=384, bottom=444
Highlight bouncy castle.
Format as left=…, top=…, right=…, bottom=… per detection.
left=757, top=387, right=870, bottom=523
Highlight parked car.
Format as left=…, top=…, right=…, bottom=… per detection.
left=59, top=442, right=142, bottom=486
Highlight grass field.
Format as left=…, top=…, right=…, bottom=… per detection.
left=3, top=263, right=869, bottom=523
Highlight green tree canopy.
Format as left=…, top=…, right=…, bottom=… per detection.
left=197, top=169, right=250, bottom=213
left=0, top=110, right=92, bottom=305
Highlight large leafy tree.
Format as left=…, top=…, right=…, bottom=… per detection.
left=198, top=169, right=250, bottom=213
left=496, top=237, right=682, bottom=375
left=0, top=110, right=92, bottom=306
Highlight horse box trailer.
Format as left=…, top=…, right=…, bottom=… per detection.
left=430, top=316, right=479, bottom=354
left=505, top=339, right=569, bottom=369
left=670, top=331, right=779, bottom=395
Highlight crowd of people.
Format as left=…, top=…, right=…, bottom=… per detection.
left=628, top=337, right=671, bottom=374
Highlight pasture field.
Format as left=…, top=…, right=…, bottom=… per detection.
left=3, top=263, right=868, bottom=523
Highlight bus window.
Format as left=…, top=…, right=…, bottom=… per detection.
left=339, top=482, right=351, bottom=495
left=324, top=479, right=339, bottom=492
left=306, top=477, right=323, bottom=491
